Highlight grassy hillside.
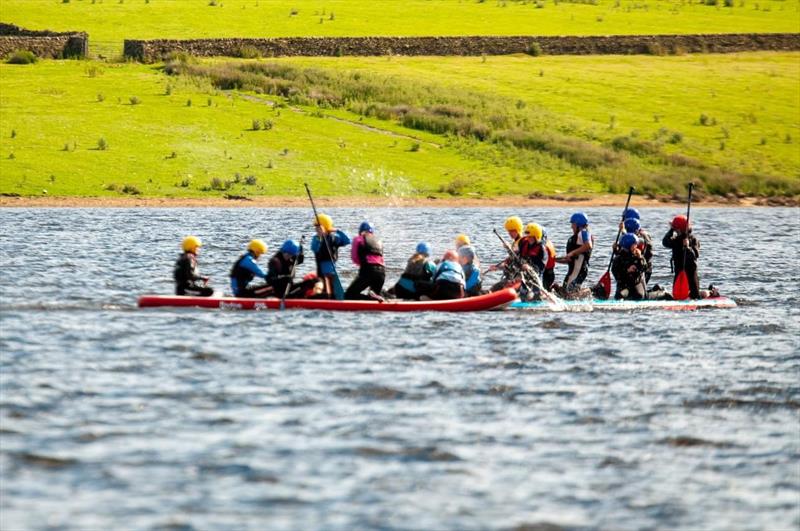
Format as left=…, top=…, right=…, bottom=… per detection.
left=1, top=53, right=797, bottom=199
left=1, top=0, right=798, bottom=57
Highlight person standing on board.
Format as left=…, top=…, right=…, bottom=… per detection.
left=311, top=213, right=350, bottom=298
left=457, top=245, right=482, bottom=297
left=174, top=236, right=213, bottom=297
left=230, top=239, right=272, bottom=298
left=390, top=242, right=437, bottom=300
left=345, top=221, right=386, bottom=300
left=428, top=250, right=465, bottom=300
left=612, top=233, right=649, bottom=300
left=266, top=239, right=304, bottom=298
left=554, top=212, right=594, bottom=296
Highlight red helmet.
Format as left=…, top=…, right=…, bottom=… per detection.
left=671, top=215, right=690, bottom=232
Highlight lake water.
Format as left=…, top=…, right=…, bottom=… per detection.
left=1, top=207, right=798, bottom=530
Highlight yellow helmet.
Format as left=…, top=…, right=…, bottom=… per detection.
left=524, top=223, right=543, bottom=241
left=313, top=213, right=334, bottom=232
left=504, top=216, right=523, bottom=234
left=182, top=235, right=202, bottom=253
left=455, top=233, right=471, bottom=247
left=247, top=239, right=268, bottom=256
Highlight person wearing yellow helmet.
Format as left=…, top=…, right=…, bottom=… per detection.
left=487, top=216, right=525, bottom=290
left=454, top=233, right=471, bottom=250
left=311, top=213, right=350, bottom=298
left=229, top=239, right=272, bottom=297
left=173, top=236, right=213, bottom=297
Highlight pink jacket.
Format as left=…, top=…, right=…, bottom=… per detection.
left=351, top=235, right=385, bottom=267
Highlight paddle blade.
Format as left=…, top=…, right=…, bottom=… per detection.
left=332, top=274, right=345, bottom=301
left=596, top=272, right=611, bottom=300
left=673, top=271, right=690, bottom=300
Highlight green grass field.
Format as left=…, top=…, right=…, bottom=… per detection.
left=1, top=0, right=798, bottom=57
left=1, top=53, right=797, bottom=199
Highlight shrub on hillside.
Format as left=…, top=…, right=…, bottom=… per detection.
left=6, top=50, right=37, bottom=65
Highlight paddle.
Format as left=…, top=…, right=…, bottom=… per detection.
left=594, top=186, right=635, bottom=300
left=280, top=235, right=306, bottom=311
left=672, top=182, right=694, bottom=301
left=304, top=183, right=344, bottom=300
left=493, top=229, right=563, bottom=308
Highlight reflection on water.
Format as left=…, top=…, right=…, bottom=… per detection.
left=1, top=207, right=798, bottom=530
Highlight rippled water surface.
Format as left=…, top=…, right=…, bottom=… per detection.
left=1, top=207, right=798, bottom=530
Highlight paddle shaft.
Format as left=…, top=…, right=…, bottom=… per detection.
left=304, top=183, right=342, bottom=296
left=681, top=182, right=695, bottom=270
left=604, top=186, right=635, bottom=274
left=280, top=236, right=305, bottom=309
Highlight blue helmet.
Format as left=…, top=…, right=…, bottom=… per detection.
left=280, top=239, right=301, bottom=257
left=619, top=233, right=639, bottom=250
left=358, top=221, right=375, bottom=233
left=416, top=242, right=431, bottom=255
left=623, top=207, right=641, bottom=220
left=624, top=217, right=641, bottom=234
left=570, top=212, right=589, bottom=227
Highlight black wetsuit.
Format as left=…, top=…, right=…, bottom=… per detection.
left=174, top=252, right=213, bottom=297
left=662, top=229, right=701, bottom=299
left=612, top=250, right=648, bottom=300
left=267, top=250, right=304, bottom=297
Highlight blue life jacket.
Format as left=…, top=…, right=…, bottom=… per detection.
left=434, top=260, right=465, bottom=286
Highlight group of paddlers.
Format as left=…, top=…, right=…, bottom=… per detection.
left=173, top=207, right=718, bottom=302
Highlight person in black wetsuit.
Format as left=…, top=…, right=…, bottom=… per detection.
left=662, top=214, right=702, bottom=299
left=554, top=212, right=593, bottom=296
left=174, top=236, right=213, bottom=297
left=266, top=239, right=310, bottom=298
left=612, top=233, right=648, bottom=300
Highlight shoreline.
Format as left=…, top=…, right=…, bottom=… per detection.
left=0, top=194, right=794, bottom=208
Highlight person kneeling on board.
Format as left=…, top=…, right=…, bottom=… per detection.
left=662, top=215, right=719, bottom=299
left=458, top=245, right=482, bottom=297
left=345, top=221, right=386, bottom=301
left=619, top=209, right=654, bottom=284
left=311, top=213, right=350, bottom=299
left=230, top=239, right=272, bottom=298
left=517, top=223, right=548, bottom=301
left=427, top=250, right=465, bottom=300
left=553, top=212, right=594, bottom=298
left=266, top=239, right=311, bottom=299
left=612, top=234, right=649, bottom=300
left=174, top=236, right=213, bottom=297
left=390, top=242, right=437, bottom=300
left=488, top=216, right=524, bottom=291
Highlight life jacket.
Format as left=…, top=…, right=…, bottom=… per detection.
left=230, top=252, right=256, bottom=292
left=314, top=233, right=340, bottom=263
left=357, top=233, right=383, bottom=263
left=401, top=254, right=434, bottom=282
left=566, top=227, right=593, bottom=260
left=433, top=260, right=465, bottom=286
left=519, top=238, right=546, bottom=272
left=174, top=252, right=199, bottom=287
left=544, top=240, right=556, bottom=270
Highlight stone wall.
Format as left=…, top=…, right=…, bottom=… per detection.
left=124, top=33, right=800, bottom=62
left=0, top=23, right=88, bottom=59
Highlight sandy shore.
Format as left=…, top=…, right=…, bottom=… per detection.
left=0, top=194, right=789, bottom=208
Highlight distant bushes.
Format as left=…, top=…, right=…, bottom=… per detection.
left=6, top=50, right=37, bottom=64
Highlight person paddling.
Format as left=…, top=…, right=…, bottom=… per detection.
left=266, top=239, right=306, bottom=298
left=517, top=223, right=548, bottom=300
left=230, top=239, right=272, bottom=298
left=612, top=233, right=649, bottom=300
left=311, top=213, right=351, bottom=299
left=345, top=221, right=386, bottom=301
left=488, top=216, right=524, bottom=290
left=554, top=212, right=594, bottom=296
left=662, top=214, right=719, bottom=300
left=429, top=250, right=465, bottom=300
left=174, top=236, right=213, bottom=297
left=457, top=245, right=482, bottom=297
left=390, top=242, right=437, bottom=300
